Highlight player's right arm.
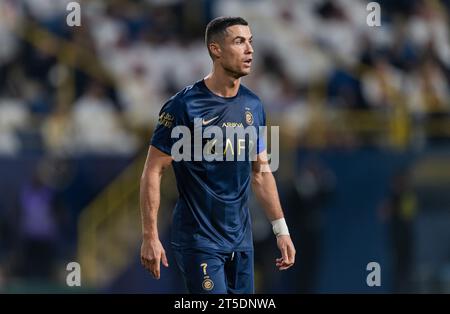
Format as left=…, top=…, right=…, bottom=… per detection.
left=140, top=145, right=173, bottom=279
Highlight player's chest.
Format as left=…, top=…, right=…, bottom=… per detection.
left=188, top=105, right=257, bottom=129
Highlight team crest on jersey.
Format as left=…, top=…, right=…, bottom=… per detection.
left=202, top=278, right=214, bottom=291
left=245, top=111, right=253, bottom=125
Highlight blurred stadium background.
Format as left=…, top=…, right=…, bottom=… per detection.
left=0, top=0, right=449, bottom=293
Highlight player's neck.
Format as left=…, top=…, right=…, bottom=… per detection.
left=204, top=67, right=241, bottom=98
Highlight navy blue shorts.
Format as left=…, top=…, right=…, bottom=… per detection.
left=173, top=247, right=254, bottom=294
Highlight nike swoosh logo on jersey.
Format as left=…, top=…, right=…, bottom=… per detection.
left=202, top=116, right=219, bottom=125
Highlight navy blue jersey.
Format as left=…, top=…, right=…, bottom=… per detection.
left=151, top=80, right=266, bottom=252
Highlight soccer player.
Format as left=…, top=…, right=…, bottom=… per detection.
left=140, top=16, right=295, bottom=294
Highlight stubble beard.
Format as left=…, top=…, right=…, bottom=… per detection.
left=223, top=63, right=249, bottom=79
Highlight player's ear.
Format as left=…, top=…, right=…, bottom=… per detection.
left=209, top=42, right=221, bottom=59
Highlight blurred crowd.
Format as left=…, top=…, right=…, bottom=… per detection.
left=0, top=0, right=448, bottom=156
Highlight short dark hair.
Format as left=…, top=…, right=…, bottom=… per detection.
left=205, top=16, right=249, bottom=58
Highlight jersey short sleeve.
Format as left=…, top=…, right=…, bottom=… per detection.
left=256, top=103, right=266, bottom=154
left=150, top=97, right=185, bottom=155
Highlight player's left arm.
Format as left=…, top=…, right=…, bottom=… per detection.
left=251, top=150, right=296, bottom=271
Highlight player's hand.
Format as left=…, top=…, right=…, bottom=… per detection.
left=140, top=238, right=169, bottom=279
left=275, top=235, right=296, bottom=271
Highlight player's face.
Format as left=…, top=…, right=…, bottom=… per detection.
left=218, top=25, right=254, bottom=78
